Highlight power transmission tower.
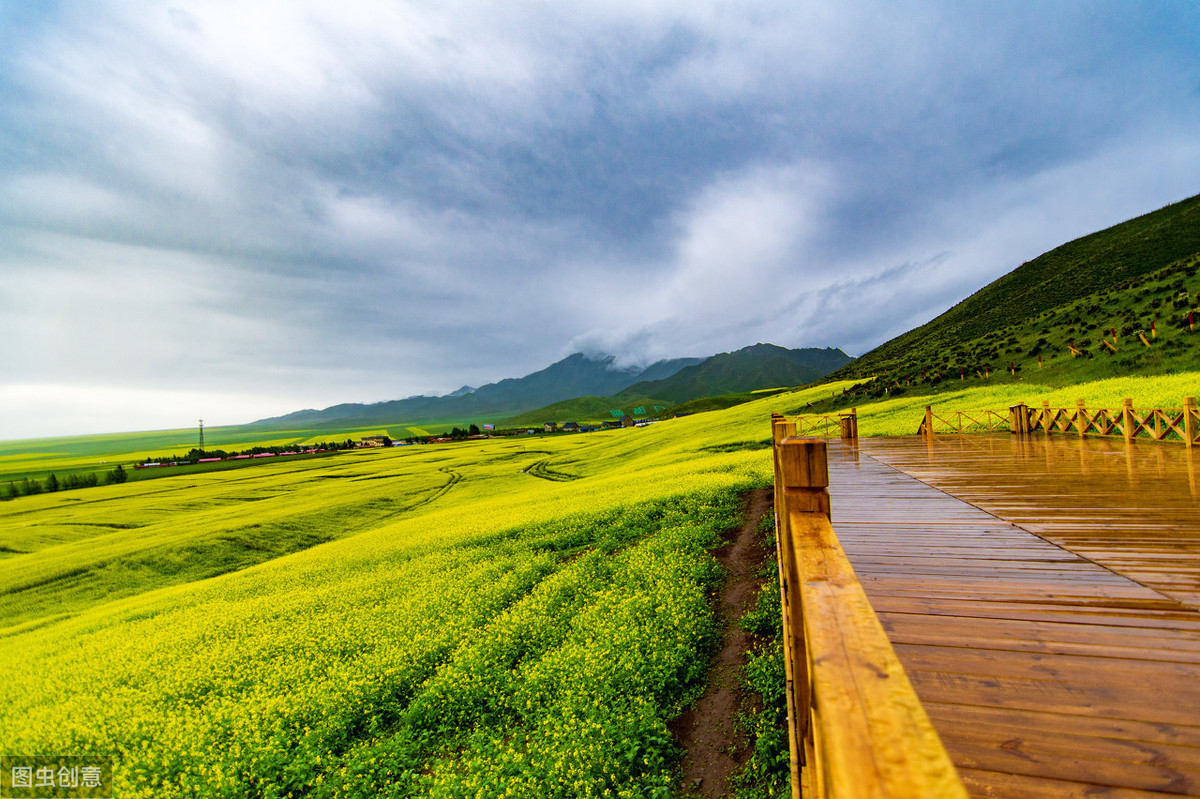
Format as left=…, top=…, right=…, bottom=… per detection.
left=199, top=419, right=205, bottom=452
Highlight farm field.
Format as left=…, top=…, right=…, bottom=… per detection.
left=0, top=425, right=398, bottom=486
left=0, top=381, right=828, bottom=798
left=3, top=372, right=1198, bottom=797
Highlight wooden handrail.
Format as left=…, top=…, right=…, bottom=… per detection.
left=771, top=422, right=967, bottom=798
left=779, top=409, right=859, bottom=440
left=918, top=407, right=1008, bottom=436
left=919, top=397, right=1200, bottom=446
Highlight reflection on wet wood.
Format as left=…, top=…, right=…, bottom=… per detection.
left=829, top=436, right=1200, bottom=797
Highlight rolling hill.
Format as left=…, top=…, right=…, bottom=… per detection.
left=615, top=344, right=851, bottom=404
left=830, top=191, right=1200, bottom=389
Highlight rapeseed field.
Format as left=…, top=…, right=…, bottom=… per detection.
left=1, top=383, right=843, bottom=797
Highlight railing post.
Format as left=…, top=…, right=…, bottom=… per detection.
left=839, top=407, right=858, bottom=441
left=1186, top=397, right=1197, bottom=449
left=1122, top=398, right=1134, bottom=443
left=1042, top=400, right=1052, bottom=434
left=780, top=437, right=831, bottom=517
left=1076, top=399, right=1087, bottom=439
left=922, top=405, right=934, bottom=438
left=1009, top=403, right=1029, bottom=436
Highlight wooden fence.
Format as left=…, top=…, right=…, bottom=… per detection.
left=915, top=396, right=1200, bottom=446
left=771, top=416, right=966, bottom=798
left=914, top=407, right=1009, bottom=435
left=1017, top=397, right=1199, bottom=445
left=790, top=409, right=860, bottom=439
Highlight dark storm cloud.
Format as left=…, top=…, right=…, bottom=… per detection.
left=2, top=0, right=1199, bottom=438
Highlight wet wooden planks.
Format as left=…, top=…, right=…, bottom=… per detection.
left=827, top=439, right=1200, bottom=797
left=857, top=434, right=1200, bottom=610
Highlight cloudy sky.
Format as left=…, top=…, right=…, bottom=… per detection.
left=2, top=1, right=1199, bottom=439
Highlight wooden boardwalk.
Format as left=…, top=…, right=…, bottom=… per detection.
left=826, top=435, right=1200, bottom=797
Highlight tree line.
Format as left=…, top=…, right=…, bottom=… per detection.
left=3, top=465, right=128, bottom=500
left=137, top=441, right=358, bottom=465
left=404, top=425, right=480, bottom=444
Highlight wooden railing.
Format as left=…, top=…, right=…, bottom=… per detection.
left=787, top=409, right=860, bottom=440
left=771, top=416, right=966, bottom=798
left=916, top=407, right=1009, bottom=436
left=918, top=396, right=1200, bottom=446
left=1014, top=397, right=1199, bottom=445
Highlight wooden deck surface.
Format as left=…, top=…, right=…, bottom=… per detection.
left=826, top=435, right=1200, bottom=797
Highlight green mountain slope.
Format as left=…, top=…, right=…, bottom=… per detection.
left=834, top=192, right=1200, bottom=382
left=616, top=344, right=852, bottom=404
left=499, top=344, right=850, bottom=425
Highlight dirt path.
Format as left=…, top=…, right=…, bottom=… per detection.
left=671, top=487, right=774, bottom=797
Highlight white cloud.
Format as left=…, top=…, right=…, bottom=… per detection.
left=567, top=161, right=834, bottom=362
left=3, top=1, right=1200, bottom=438
left=0, top=383, right=295, bottom=441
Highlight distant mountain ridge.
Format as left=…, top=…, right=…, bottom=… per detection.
left=253, top=344, right=852, bottom=429
left=251, top=353, right=704, bottom=429
left=500, top=343, right=853, bottom=426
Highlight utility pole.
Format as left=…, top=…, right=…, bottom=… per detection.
left=199, top=419, right=205, bottom=452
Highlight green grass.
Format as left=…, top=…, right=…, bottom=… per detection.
left=501, top=395, right=673, bottom=427
left=729, top=507, right=788, bottom=799
left=666, top=388, right=790, bottom=417
left=803, top=254, right=1200, bottom=416
left=835, top=192, right=1200, bottom=384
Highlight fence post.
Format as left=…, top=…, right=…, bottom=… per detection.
left=1042, top=400, right=1052, bottom=434
left=1076, top=399, right=1087, bottom=439
left=779, top=437, right=831, bottom=516
left=839, top=407, right=858, bottom=441
left=1186, top=397, right=1197, bottom=449
left=1009, top=403, right=1029, bottom=435
left=1122, top=398, right=1134, bottom=443
left=923, top=405, right=934, bottom=437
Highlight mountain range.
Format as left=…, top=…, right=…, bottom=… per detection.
left=252, top=345, right=852, bottom=429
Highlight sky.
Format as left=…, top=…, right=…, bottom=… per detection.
left=2, top=1, right=1200, bottom=440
